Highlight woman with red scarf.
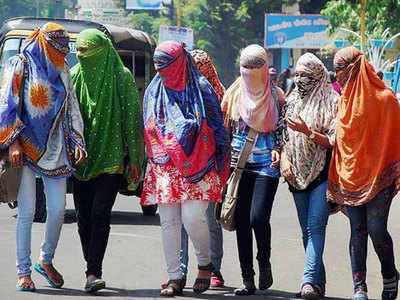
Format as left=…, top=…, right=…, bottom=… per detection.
left=141, top=42, right=230, bottom=296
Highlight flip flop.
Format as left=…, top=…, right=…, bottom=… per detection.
left=34, top=263, right=63, bottom=289
left=16, top=277, right=36, bottom=292
left=84, top=278, right=106, bottom=293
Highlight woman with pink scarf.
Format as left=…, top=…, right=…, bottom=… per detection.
left=222, top=44, right=285, bottom=296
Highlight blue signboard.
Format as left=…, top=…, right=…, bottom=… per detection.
left=126, top=0, right=162, bottom=10
left=265, top=14, right=330, bottom=49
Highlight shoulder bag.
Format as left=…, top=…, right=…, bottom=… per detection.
left=216, top=127, right=258, bottom=231
left=0, top=55, right=27, bottom=208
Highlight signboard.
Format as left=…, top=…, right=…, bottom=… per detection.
left=126, top=0, right=162, bottom=10
left=158, top=25, right=194, bottom=50
left=265, top=14, right=330, bottom=49
left=77, top=8, right=130, bottom=26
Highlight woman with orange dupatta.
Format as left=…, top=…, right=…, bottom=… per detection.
left=328, top=46, right=400, bottom=300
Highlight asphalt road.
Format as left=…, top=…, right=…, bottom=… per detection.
left=0, top=180, right=399, bottom=300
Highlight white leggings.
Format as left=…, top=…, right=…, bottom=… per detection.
left=159, top=200, right=211, bottom=280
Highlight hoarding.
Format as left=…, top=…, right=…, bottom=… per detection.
left=126, top=0, right=162, bottom=10
left=265, top=14, right=330, bottom=49
left=158, top=25, right=194, bottom=50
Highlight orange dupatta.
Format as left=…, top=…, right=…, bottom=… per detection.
left=327, top=46, right=400, bottom=206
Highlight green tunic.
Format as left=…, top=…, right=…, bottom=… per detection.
left=71, top=29, right=144, bottom=183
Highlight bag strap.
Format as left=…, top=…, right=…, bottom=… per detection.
left=17, top=54, right=27, bottom=116
left=235, top=127, right=258, bottom=170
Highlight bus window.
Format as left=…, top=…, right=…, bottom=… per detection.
left=0, top=38, right=21, bottom=79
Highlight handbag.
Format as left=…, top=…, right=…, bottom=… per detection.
left=216, top=127, right=258, bottom=231
left=0, top=55, right=27, bottom=208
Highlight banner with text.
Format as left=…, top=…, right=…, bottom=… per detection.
left=158, top=25, right=194, bottom=50
left=126, top=0, right=162, bottom=10
left=265, top=14, right=330, bottom=49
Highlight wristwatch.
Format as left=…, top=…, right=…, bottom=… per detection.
left=309, top=131, right=316, bottom=139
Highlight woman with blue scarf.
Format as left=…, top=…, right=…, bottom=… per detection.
left=0, top=23, right=86, bottom=291
left=141, top=41, right=230, bottom=296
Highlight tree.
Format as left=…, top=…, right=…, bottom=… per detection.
left=321, top=0, right=400, bottom=38
left=0, top=0, right=37, bottom=24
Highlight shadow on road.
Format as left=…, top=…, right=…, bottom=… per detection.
left=62, top=209, right=160, bottom=226
left=24, top=286, right=358, bottom=299
left=110, top=211, right=160, bottom=226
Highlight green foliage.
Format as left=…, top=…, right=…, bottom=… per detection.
left=321, top=0, right=400, bottom=39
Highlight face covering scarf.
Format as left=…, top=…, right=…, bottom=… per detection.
left=143, top=41, right=230, bottom=184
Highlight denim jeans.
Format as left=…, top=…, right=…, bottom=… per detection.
left=73, top=174, right=121, bottom=278
left=347, top=184, right=397, bottom=293
left=180, top=202, right=223, bottom=276
left=16, top=166, right=66, bottom=276
left=235, top=172, right=279, bottom=279
left=292, top=180, right=329, bottom=286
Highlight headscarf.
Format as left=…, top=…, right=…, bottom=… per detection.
left=282, top=53, right=339, bottom=190
left=190, top=49, right=225, bottom=102
left=71, top=29, right=144, bottom=182
left=222, top=44, right=278, bottom=133
left=0, top=22, right=85, bottom=177
left=328, top=46, right=400, bottom=205
left=143, top=41, right=230, bottom=184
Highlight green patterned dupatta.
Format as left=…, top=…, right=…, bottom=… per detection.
left=71, top=29, right=144, bottom=185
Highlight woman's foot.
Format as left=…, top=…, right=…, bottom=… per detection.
left=259, top=264, right=273, bottom=290
left=301, top=283, right=321, bottom=300
left=160, top=279, right=183, bottom=297
left=211, top=271, right=225, bottom=287
left=193, top=263, right=213, bottom=294
left=34, top=261, right=64, bottom=288
left=234, top=278, right=256, bottom=296
left=382, top=272, right=399, bottom=300
left=353, top=288, right=368, bottom=300
left=161, top=276, right=186, bottom=289
left=84, top=275, right=106, bottom=293
left=17, top=275, right=36, bottom=292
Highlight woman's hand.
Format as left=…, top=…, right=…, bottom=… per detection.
left=280, top=151, right=295, bottom=181
left=129, top=165, right=141, bottom=183
left=287, top=116, right=311, bottom=136
left=74, top=145, right=85, bottom=165
left=270, top=150, right=280, bottom=168
left=9, top=139, right=23, bottom=168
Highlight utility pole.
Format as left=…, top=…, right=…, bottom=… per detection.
left=177, top=0, right=181, bottom=27
left=36, top=0, right=40, bottom=18
left=361, top=0, right=366, bottom=52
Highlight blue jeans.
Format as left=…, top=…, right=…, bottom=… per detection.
left=292, top=180, right=329, bottom=286
left=16, top=167, right=66, bottom=276
left=180, top=202, right=223, bottom=276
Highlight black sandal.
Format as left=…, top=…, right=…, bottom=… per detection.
left=234, top=278, right=256, bottom=296
left=193, top=263, right=213, bottom=294
left=160, top=279, right=183, bottom=297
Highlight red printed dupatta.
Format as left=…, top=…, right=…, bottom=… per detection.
left=143, top=42, right=230, bottom=184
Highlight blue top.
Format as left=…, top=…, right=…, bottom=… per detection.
left=231, top=119, right=280, bottom=178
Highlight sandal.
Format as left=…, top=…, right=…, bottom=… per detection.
left=34, top=262, right=64, bottom=288
left=193, top=263, right=213, bottom=294
left=160, top=279, right=183, bottom=297
left=234, top=278, right=256, bottom=296
left=211, top=271, right=225, bottom=287
left=84, top=277, right=106, bottom=293
left=16, top=276, right=36, bottom=292
left=161, top=276, right=186, bottom=289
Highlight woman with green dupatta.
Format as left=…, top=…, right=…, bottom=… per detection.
left=71, top=29, right=144, bottom=293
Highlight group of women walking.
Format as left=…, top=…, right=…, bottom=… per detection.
left=0, top=22, right=399, bottom=300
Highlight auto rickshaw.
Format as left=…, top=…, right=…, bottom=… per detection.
left=0, top=17, right=157, bottom=220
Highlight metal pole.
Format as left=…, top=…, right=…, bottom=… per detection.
left=177, top=0, right=181, bottom=27
left=361, top=0, right=366, bottom=52
left=36, top=0, right=40, bottom=18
